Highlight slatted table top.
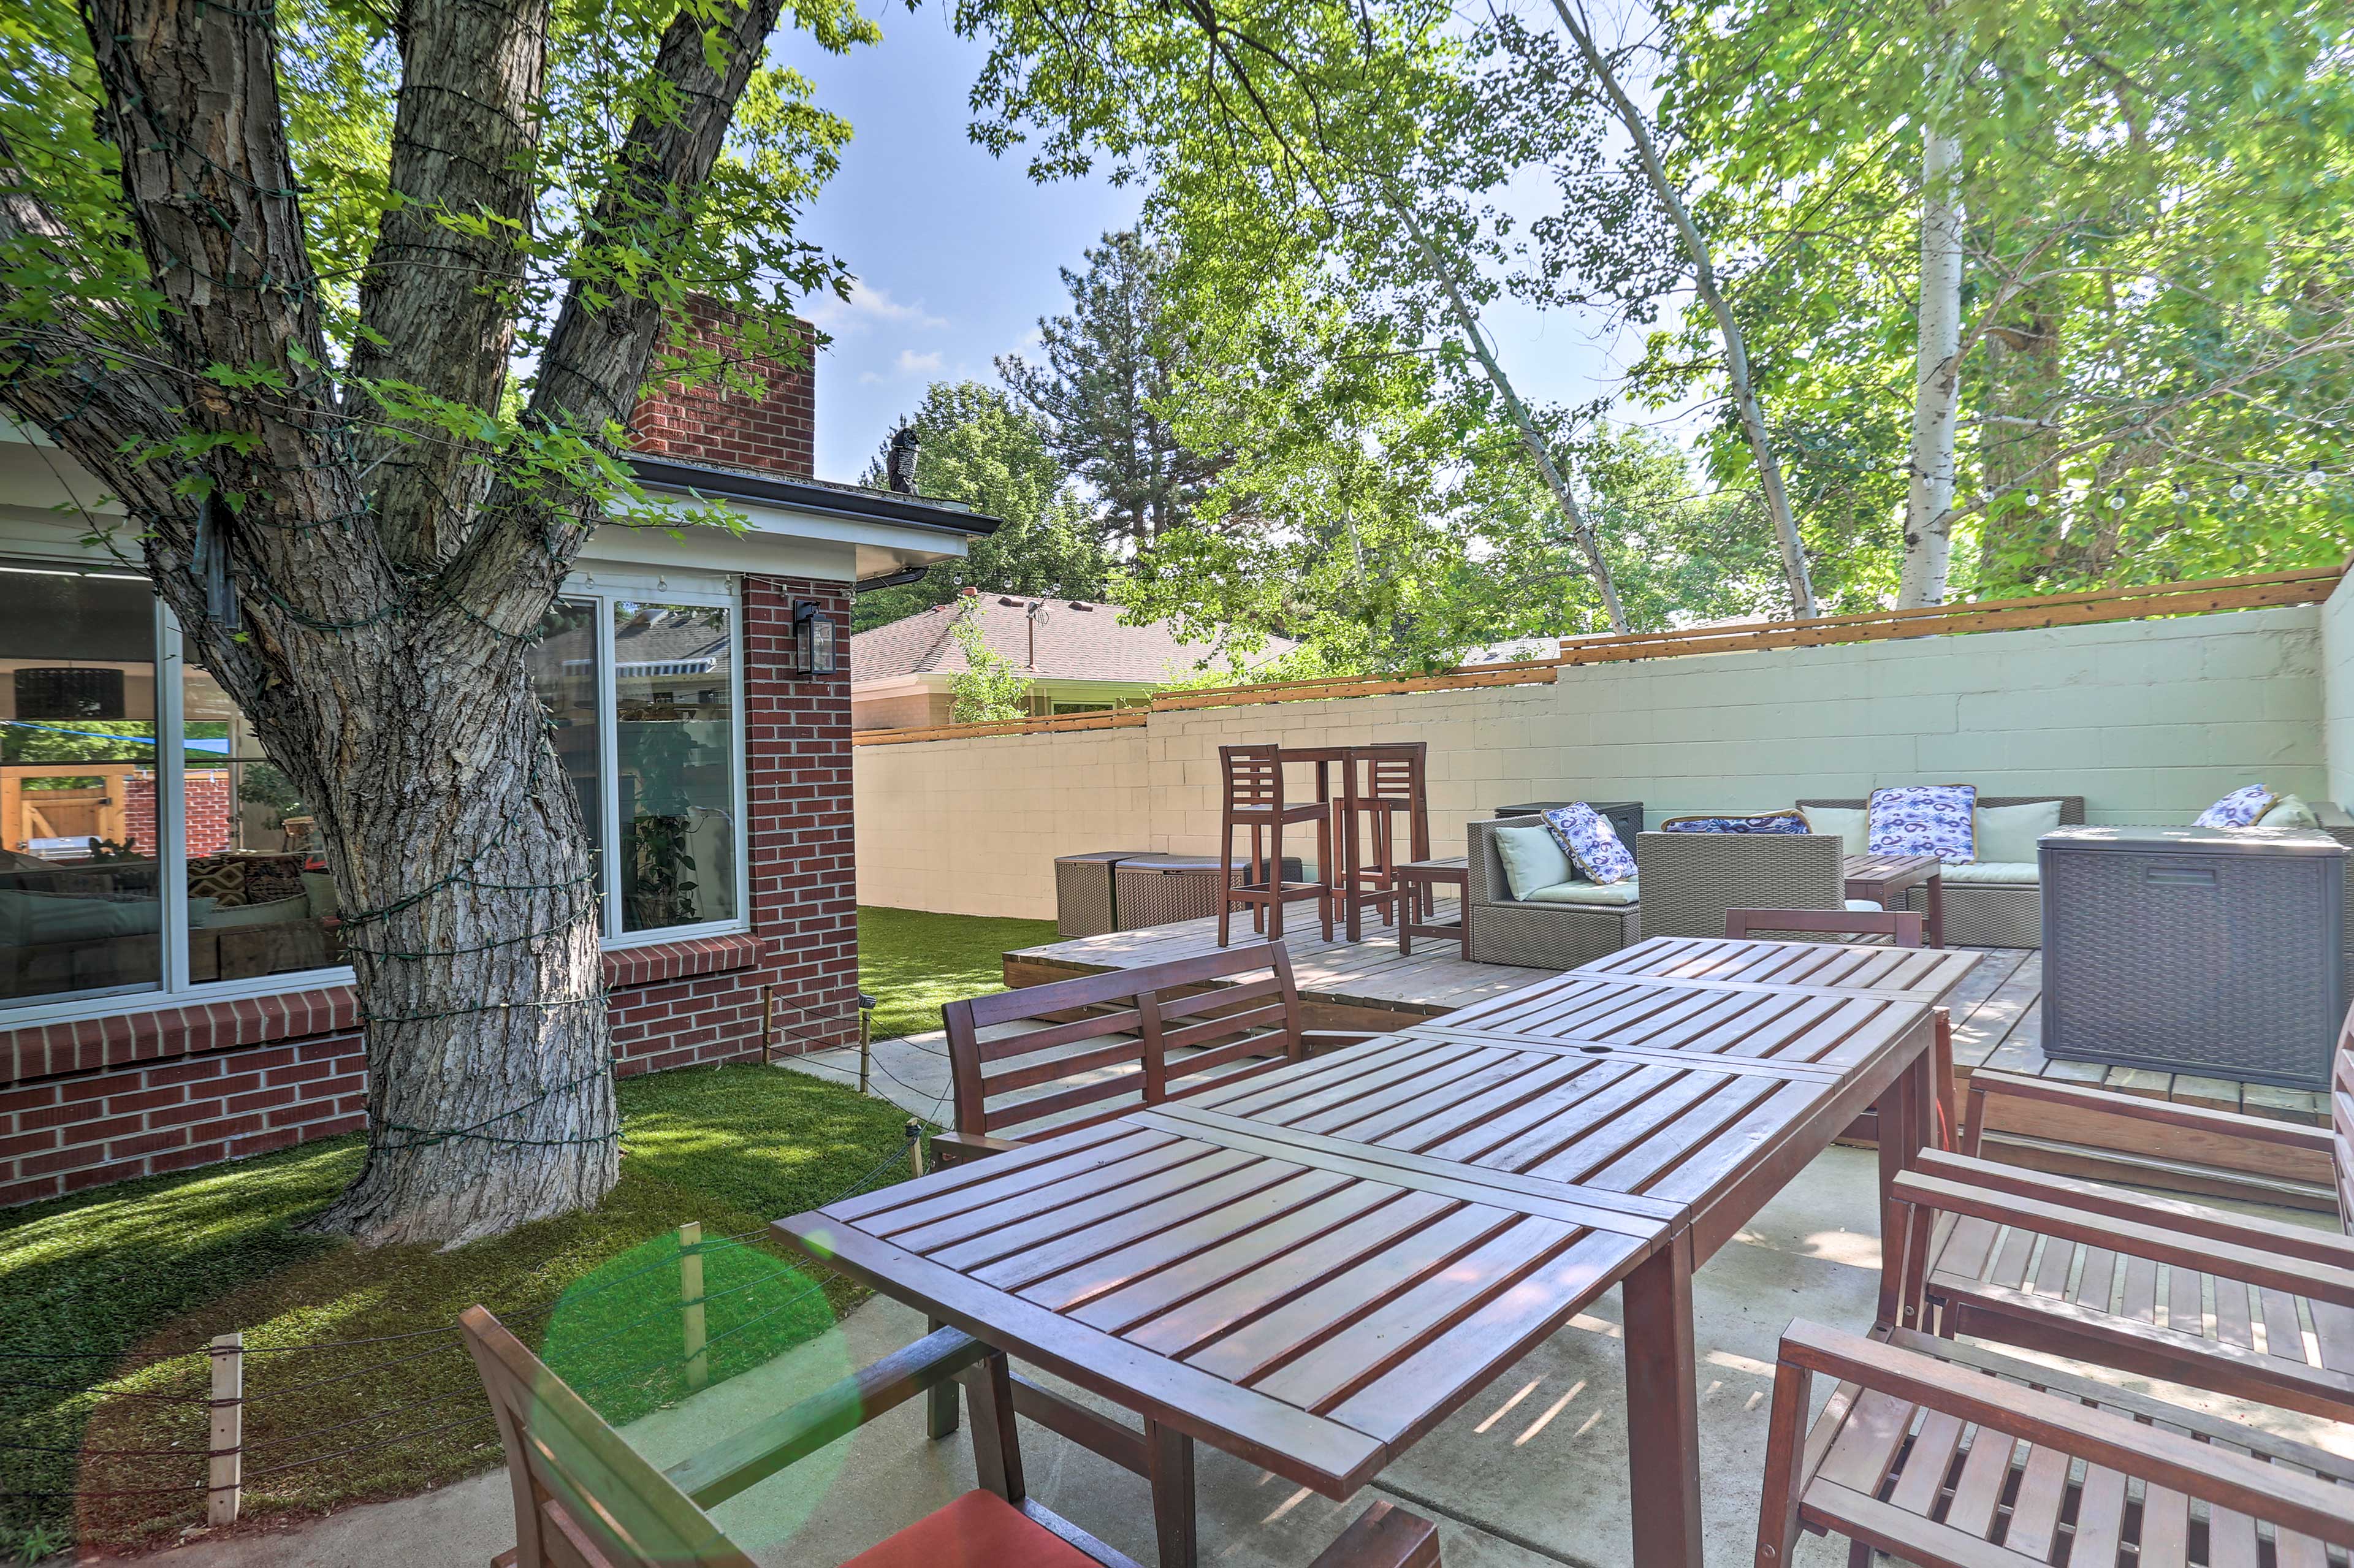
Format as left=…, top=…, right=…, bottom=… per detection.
left=1571, top=934, right=1981, bottom=1003
left=779, top=1111, right=1665, bottom=1496
left=1184, top=1002, right=1931, bottom=1257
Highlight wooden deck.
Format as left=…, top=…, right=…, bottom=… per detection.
left=1006, top=919, right=2337, bottom=1210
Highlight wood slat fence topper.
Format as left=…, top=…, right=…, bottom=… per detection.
left=850, top=565, right=2345, bottom=745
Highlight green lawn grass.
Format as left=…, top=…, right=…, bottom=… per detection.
left=0, top=1065, right=917, bottom=1555
left=858, top=904, right=1057, bottom=1041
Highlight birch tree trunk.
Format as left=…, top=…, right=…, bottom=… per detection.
left=1388, top=199, right=1632, bottom=634
left=1899, top=123, right=1966, bottom=607
left=1547, top=0, right=1816, bottom=619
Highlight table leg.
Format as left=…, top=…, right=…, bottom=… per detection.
left=925, top=1317, right=961, bottom=1437
left=1397, top=873, right=1414, bottom=956
left=1874, top=1060, right=1913, bottom=1330
left=1623, top=1232, right=1702, bottom=1568
left=964, top=1350, right=1026, bottom=1503
left=1146, top=1418, right=1197, bottom=1568
left=1925, top=871, right=1945, bottom=948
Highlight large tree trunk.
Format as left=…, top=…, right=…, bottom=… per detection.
left=301, top=650, right=615, bottom=1247
left=1898, top=123, right=1965, bottom=607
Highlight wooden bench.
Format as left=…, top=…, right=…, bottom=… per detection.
left=1755, top=1319, right=2354, bottom=1567
left=937, top=941, right=1375, bottom=1166
left=462, top=1304, right=1439, bottom=1568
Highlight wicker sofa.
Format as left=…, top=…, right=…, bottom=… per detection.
left=1633, top=830, right=1862, bottom=941
left=1465, top=815, right=1640, bottom=968
left=1797, top=793, right=2085, bottom=948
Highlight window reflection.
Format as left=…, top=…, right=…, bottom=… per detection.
left=527, top=599, right=604, bottom=890
left=180, top=661, right=340, bottom=983
left=0, top=569, right=162, bottom=1001
left=612, top=603, right=736, bottom=931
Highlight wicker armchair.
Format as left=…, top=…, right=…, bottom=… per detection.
left=1798, top=794, right=2084, bottom=948
left=1634, top=831, right=1851, bottom=942
left=1464, top=815, right=1640, bottom=968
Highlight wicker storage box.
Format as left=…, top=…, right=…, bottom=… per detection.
left=2041, top=826, right=2348, bottom=1090
left=1053, top=850, right=1143, bottom=937
left=1113, top=855, right=1306, bottom=931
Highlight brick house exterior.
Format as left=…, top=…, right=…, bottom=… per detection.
left=0, top=305, right=996, bottom=1208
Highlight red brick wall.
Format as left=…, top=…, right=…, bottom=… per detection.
left=0, top=582, right=856, bottom=1209
left=626, top=296, right=816, bottom=480
left=120, top=771, right=232, bottom=858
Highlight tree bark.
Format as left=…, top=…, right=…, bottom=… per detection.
left=1898, top=123, right=1965, bottom=607
left=1546, top=0, right=1816, bottom=619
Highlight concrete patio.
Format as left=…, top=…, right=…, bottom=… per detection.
left=143, top=1065, right=2352, bottom=1567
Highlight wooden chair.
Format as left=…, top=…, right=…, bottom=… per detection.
left=1333, top=743, right=1429, bottom=935
left=937, top=942, right=1373, bottom=1168
left=1726, top=908, right=1925, bottom=946
left=1886, top=1144, right=2354, bottom=1422
left=1217, top=744, right=1332, bottom=946
left=462, top=1305, right=1441, bottom=1568
left=1754, top=1318, right=2354, bottom=1568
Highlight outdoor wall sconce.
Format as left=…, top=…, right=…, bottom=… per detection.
left=791, top=599, right=836, bottom=677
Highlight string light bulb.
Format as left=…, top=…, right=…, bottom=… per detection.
left=2023, top=490, right=2041, bottom=509
left=2230, top=482, right=2251, bottom=501
left=2107, top=492, right=2127, bottom=511
left=2171, top=484, right=2190, bottom=504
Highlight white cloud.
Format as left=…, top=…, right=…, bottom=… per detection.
left=804, top=281, right=947, bottom=335
left=895, top=349, right=944, bottom=375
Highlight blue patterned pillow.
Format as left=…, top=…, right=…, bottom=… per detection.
left=1866, top=785, right=1977, bottom=863
left=1659, top=810, right=1808, bottom=835
left=1542, top=803, right=1638, bottom=886
left=2194, top=784, right=2277, bottom=829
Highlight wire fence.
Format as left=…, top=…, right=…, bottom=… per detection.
left=2, top=1103, right=932, bottom=1531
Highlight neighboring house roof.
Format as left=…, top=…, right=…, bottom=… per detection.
left=612, top=607, right=731, bottom=678
left=852, top=596, right=1293, bottom=685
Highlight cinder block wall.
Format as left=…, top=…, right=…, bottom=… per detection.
left=855, top=603, right=2329, bottom=920
left=2324, top=573, right=2354, bottom=806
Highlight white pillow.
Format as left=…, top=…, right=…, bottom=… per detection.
left=1798, top=805, right=1868, bottom=856
left=1523, top=879, right=1640, bottom=906
left=2258, top=793, right=2321, bottom=829
left=1492, top=823, right=1574, bottom=899
left=1974, top=801, right=2063, bottom=862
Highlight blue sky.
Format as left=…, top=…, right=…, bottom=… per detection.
left=776, top=5, right=1687, bottom=484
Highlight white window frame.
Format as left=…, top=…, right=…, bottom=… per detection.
left=1, top=559, right=751, bottom=1024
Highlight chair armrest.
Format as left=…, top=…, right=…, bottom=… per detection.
left=1915, top=1149, right=2354, bottom=1271
left=1300, top=1029, right=1383, bottom=1056
left=667, top=1326, right=988, bottom=1509
left=931, top=1130, right=1021, bottom=1168
left=1725, top=907, right=1923, bottom=946
left=1894, top=1166, right=2354, bottom=1308
left=1309, top=1501, right=1441, bottom=1568
left=1778, top=1320, right=2354, bottom=1549
left=1960, top=1069, right=2337, bottom=1159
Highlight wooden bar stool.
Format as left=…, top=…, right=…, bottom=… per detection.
left=1333, top=742, right=1428, bottom=942
left=1217, top=743, right=1333, bottom=946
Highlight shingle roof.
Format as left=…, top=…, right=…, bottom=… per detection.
left=851, top=595, right=1293, bottom=685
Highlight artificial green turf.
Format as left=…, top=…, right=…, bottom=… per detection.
left=857, top=904, right=1058, bottom=1042
left=0, top=1064, right=918, bottom=1551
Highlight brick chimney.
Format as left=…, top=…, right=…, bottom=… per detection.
left=627, top=294, right=815, bottom=479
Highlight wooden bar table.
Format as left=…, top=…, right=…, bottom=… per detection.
left=776, top=940, right=1944, bottom=1568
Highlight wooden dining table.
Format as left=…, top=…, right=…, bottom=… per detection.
left=775, top=937, right=1949, bottom=1568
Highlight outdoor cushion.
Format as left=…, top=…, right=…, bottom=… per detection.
left=1843, top=899, right=1884, bottom=912
left=303, top=871, right=340, bottom=919
left=0, top=889, right=178, bottom=945
left=839, top=1489, right=1105, bottom=1568
left=2258, top=793, right=2322, bottom=828
left=1798, top=804, right=1869, bottom=856
left=1493, top=822, right=1576, bottom=899
left=1658, top=810, right=1808, bottom=834
left=1542, top=802, right=1637, bottom=885
left=2193, top=783, right=2277, bottom=828
left=1522, top=878, right=1640, bottom=906
left=1937, top=860, right=2040, bottom=884
left=1973, top=799, right=2062, bottom=862
left=1867, top=784, right=1976, bottom=863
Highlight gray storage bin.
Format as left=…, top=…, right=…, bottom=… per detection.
left=2041, top=826, right=2348, bottom=1090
